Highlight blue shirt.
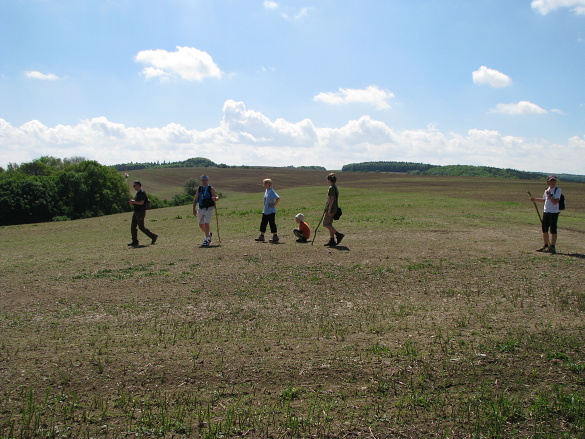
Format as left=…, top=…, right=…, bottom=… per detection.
left=263, top=188, right=280, bottom=214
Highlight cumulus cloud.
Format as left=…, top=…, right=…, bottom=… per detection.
left=134, top=46, right=223, bottom=82
left=314, top=86, right=395, bottom=110
left=24, top=71, right=61, bottom=81
left=531, top=0, right=585, bottom=15
left=1, top=100, right=583, bottom=173
left=263, top=1, right=278, bottom=9
left=472, top=66, right=512, bottom=88
left=489, top=101, right=548, bottom=115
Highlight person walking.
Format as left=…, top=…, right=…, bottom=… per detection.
left=193, top=175, right=219, bottom=247
left=255, top=178, right=280, bottom=243
left=323, top=173, right=344, bottom=247
left=128, top=181, right=158, bottom=247
left=530, top=175, right=562, bottom=254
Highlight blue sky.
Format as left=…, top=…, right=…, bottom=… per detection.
left=1, top=0, right=585, bottom=173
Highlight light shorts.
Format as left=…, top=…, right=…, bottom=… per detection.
left=323, top=212, right=334, bottom=227
left=198, top=207, right=213, bottom=224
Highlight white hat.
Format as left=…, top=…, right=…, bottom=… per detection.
left=295, top=213, right=305, bottom=221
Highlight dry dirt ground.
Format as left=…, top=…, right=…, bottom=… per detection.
left=1, top=171, right=584, bottom=438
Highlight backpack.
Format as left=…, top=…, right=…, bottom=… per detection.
left=199, top=186, right=215, bottom=208
left=332, top=185, right=342, bottom=220
left=554, top=187, right=565, bottom=210
left=144, top=197, right=151, bottom=210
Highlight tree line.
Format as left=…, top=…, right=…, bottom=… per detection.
left=0, top=157, right=132, bottom=226
left=342, top=161, right=584, bottom=182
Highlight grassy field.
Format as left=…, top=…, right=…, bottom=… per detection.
left=1, top=170, right=585, bottom=438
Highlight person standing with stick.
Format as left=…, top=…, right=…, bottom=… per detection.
left=323, top=173, right=344, bottom=247
left=530, top=175, right=562, bottom=254
left=193, top=175, right=219, bottom=247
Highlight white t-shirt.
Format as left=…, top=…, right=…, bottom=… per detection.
left=544, top=186, right=562, bottom=214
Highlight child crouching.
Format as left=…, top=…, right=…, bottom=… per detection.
left=293, top=213, right=310, bottom=243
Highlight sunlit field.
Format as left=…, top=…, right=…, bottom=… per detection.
left=1, top=170, right=584, bottom=438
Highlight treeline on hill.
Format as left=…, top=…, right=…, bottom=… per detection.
left=342, top=161, right=585, bottom=182
left=0, top=157, right=221, bottom=226
left=0, top=157, right=131, bottom=226
left=114, top=157, right=326, bottom=172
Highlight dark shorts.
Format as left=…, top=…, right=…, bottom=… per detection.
left=542, top=212, right=559, bottom=234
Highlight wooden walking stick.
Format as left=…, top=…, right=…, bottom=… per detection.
left=311, top=211, right=326, bottom=246
left=527, top=191, right=542, bottom=224
left=214, top=203, right=221, bottom=244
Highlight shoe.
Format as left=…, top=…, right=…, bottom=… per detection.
left=201, top=239, right=209, bottom=247
left=208, top=232, right=212, bottom=244
left=324, top=238, right=336, bottom=247
left=128, top=241, right=139, bottom=247
left=548, top=245, right=556, bottom=254
left=296, top=238, right=308, bottom=243
left=255, top=235, right=265, bottom=242
left=335, top=232, right=344, bottom=245
left=151, top=234, right=158, bottom=245
left=271, top=235, right=279, bottom=243
left=536, top=245, right=548, bottom=252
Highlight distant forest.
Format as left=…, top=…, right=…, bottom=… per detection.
left=342, top=161, right=585, bottom=182
left=114, top=157, right=326, bottom=172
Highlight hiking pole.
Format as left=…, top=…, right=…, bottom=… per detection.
left=311, top=211, right=326, bottom=246
left=214, top=203, right=221, bottom=244
left=527, top=191, right=542, bottom=224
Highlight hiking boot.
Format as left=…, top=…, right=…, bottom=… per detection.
left=548, top=245, right=556, bottom=254
left=536, top=245, right=548, bottom=252
left=324, top=238, right=336, bottom=247
left=151, top=234, right=158, bottom=245
left=128, top=241, right=139, bottom=247
left=335, top=232, right=345, bottom=245
left=271, top=235, right=279, bottom=243
left=255, top=234, right=265, bottom=242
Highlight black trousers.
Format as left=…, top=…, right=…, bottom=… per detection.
left=131, top=210, right=156, bottom=242
left=260, top=213, right=277, bottom=234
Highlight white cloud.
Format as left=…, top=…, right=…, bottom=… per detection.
left=531, top=0, right=585, bottom=15
left=1, top=100, right=583, bottom=173
left=24, top=71, right=61, bottom=81
left=472, top=66, right=512, bottom=88
left=489, top=101, right=548, bottom=115
left=134, top=46, right=223, bottom=82
left=264, top=1, right=311, bottom=20
left=314, top=86, right=395, bottom=110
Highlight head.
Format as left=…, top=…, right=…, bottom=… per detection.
left=263, top=178, right=272, bottom=188
left=200, top=175, right=209, bottom=186
left=547, top=175, right=557, bottom=187
left=327, top=173, right=337, bottom=184
left=295, top=213, right=304, bottom=223
left=133, top=180, right=142, bottom=190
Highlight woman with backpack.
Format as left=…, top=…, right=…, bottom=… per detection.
left=530, top=175, right=563, bottom=254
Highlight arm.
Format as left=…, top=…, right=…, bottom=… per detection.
left=192, top=189, right=200, bottom=215
left=326, top=195, right=335, bottom=216
left=210, top=187, right=219, bottom=202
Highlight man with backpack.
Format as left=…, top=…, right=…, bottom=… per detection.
left=193, top=175, right=219, bottom=247
left=530, top=175, right=563, bottom=254
left=128, top=181, right=158, bottom=247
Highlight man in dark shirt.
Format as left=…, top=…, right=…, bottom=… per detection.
left=129, top=181, right=158, bottom=247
